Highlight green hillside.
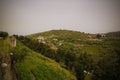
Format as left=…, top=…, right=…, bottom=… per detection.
left=26, top=30, right=120, bottom=80
left=27, top=30, right=120, bottom=55
left=27, top=30, right=107, bottom=55
left=0, top=37, right=76, bottom=80
left=1, top=30, right=119, bottom=80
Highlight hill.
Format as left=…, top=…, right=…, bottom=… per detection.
left=105, top=31, right=120, bottom=37
left=27, top=30, right=108, bottom=55
left=26, top=30, right=120, bottom=80
left=0, top=37, right=76, bottom=80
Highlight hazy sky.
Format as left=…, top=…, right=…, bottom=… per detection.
left=0, top=0, right=120, bottom=35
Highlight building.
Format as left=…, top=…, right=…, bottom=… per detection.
left=51, top=44, right=58, bottom=51
left=36, top=36, right=44, bottom=42
left=87, top=35, right=92, bottom=39
left=101, top=34, right=106, bottom=38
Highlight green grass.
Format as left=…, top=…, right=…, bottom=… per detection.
left=0, top=38, right=76, bottom=80
left=12, top=41, right=76, bottom=80
left=0, top=38, right=11, bottom=54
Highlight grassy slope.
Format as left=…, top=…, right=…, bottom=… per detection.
left=12, top=40, right=76, bottom=80
left=0, top=38, right=76, bottom=80
left=0, top=38, right=11, bottom=54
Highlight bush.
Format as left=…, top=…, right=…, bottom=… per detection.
left=11, top=47, right=28, bottom=62
left=96, top=34, right=101, bottom=39
left=0, top=31, right=9, bottom=39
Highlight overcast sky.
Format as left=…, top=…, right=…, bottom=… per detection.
left=0, top=0, right=120, bottom=35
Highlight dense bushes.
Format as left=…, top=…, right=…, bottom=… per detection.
left=92, top=50, right=120, bottom=80
left=0, top=31, right=9, bottom=39
left=11, top=44, right=28, bottom=62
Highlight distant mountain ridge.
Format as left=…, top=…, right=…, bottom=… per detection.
left=105, top=31, right=120, bottom=37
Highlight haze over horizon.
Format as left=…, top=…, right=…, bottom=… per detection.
left=0, top=0, right=120, bottom=35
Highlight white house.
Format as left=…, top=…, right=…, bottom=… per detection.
left=37, top=36, right=44, bottom=42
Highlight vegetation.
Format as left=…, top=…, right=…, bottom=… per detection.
left=0, top=36, right=76, bottom=80
left=25, top=30, right=120, bottom=80
left=1, top=30, right=120, bottom=80
left=11, top=40, right=76, bottom=80
left=106, top=31, right=120, bottom=37
left=96, top=34, right=101, bottom=39
left=0, top=31, right=9, bottom=39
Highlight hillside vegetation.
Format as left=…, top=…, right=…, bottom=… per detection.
left=0, top=36, right=76, bottom=80
left=12, top=41, right=76, bottom=80
left=1, top=30, right=119, bottom=80
left=24, top=30, right=120, bottom=80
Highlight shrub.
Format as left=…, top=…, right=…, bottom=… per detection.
left=96, top=34, right=101, bottom=39
left=0, top=31, right=9, bottom=39
left=11, top=47, right=28, bottom=62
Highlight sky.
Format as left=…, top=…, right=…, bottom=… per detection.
left=0, top=0, right=120, bottom=35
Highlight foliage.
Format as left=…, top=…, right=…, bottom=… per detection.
left=13, top=40, right=76, bottom=80
left=0, top=31, right=9, bottom=39
left=11, top=45, right=28, bottom=62
left=92, top=52, right=120, bottom=80
left=96, top=34, right=101, bottom=39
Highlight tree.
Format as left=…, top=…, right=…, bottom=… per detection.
left=0, top=31, right=9, bottom=39
left=92, top=51, right=120, bottom=80
left=96, top=34, right=101, bottom=39
left=75, top=53, right=94, bottom=80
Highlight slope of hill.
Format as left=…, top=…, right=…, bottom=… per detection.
left=26, top=30, right=120, bottom=80
left=27, top=30, right=120, bottom=55
left=0, top=37, right=76, bottom=80
left=27, top=30, right=104, bottom=55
